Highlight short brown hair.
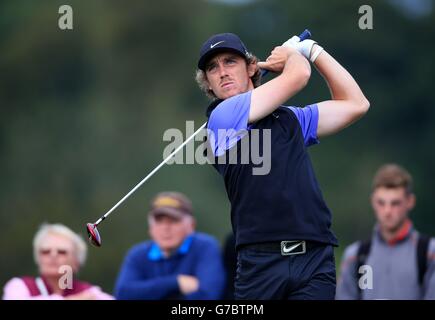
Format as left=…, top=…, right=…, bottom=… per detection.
left=195, top=53, right=262, bottom=99
left=372, top=164, right=413, bottom=194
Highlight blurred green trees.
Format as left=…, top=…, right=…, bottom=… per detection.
left=1, top=0, right=434, bottom=292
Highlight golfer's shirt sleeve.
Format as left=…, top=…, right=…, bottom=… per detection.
left=207, top=91, right=252, bottom=157
left=287, top=104, right=320, bottom=147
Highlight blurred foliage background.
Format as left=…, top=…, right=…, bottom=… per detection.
left=1, top=0, right=435, bottom=294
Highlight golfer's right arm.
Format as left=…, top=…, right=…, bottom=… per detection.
left=249, top=47, right=311, bottom=123
left=312, top=45, right=370, bottom=137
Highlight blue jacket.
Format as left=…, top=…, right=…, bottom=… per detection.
left=114, top=232, right=226, bottom=300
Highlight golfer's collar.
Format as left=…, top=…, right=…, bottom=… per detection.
left=148, top=234, right=194, bottom=261
left=206, top=99, right=223, bottom=118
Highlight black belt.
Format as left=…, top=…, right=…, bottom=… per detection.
left=239, top=240, right=321, bottom=256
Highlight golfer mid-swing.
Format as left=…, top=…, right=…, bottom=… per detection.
left=195, top=32, right=369, bottom=299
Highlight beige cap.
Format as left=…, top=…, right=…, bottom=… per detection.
left=149, top=192, right=193, bottom=219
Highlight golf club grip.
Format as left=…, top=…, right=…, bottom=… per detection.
left=261, top=29, right=312, bottom=77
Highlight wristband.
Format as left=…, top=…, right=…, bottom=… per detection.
left=310, top=45, right=324, bottom=63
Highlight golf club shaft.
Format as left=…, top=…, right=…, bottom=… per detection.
left=94, top=122, right=207, bottom=226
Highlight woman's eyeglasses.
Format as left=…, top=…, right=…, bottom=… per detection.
left=39, top=248, right=69, bottom=256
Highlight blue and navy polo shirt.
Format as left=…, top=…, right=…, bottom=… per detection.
left=207, top=90, right=338, bottom=249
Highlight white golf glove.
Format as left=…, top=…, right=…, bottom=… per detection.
left=282, top=35, right=323, bottom=63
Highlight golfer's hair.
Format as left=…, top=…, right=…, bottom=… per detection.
left=195, top=53, right=262, bottom=99
left=33, top=223, right=87, bottom=266
left=372, top=163, right=413, bottom=194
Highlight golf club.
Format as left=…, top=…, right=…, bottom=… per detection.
left=86, top=123, right=207, bottom=247
left=86, top=29, right=311, bottom=247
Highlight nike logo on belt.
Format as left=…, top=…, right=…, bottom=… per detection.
left=282, top=242, right=302, bottom=253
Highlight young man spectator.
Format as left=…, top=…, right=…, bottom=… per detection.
left=336, top=164, right=435, bottom=300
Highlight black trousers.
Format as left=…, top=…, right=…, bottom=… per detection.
left=234, top=243, right=336, bottom=300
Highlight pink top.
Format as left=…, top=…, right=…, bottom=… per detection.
left=2, top=277, right=114, bottom=300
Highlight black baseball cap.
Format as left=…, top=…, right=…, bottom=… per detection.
left=197, top=33, right=250, bottom=71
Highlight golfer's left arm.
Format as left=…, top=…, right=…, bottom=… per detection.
left=313, top=45, right=370, bottom=137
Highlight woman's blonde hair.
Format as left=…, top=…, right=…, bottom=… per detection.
left=195, top=53, right=262, bottom=100
left=33, top=223, right=88, bottom=266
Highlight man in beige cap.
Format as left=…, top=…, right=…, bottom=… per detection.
left=114, top=192, right=226, bottom=300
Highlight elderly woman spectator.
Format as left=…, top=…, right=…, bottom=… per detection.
left=2, top=223, right=113, bottom=300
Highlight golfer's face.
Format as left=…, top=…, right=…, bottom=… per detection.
left=37, top=233, right=77, bottom=277
left=371, top=187, right=415, bottom=233
left=149, top=215, right=192, bottom=253
left=205, top=52, right=255, bottom=100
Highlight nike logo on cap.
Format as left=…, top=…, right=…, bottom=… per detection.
left=282, top=242, right=302, bottom=253
left=210, top=41, right=224, bottom=48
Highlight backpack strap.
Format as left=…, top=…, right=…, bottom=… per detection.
left=417, top=234, right=430, bottom=286
left=355, top=239, right=372, bottom=299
